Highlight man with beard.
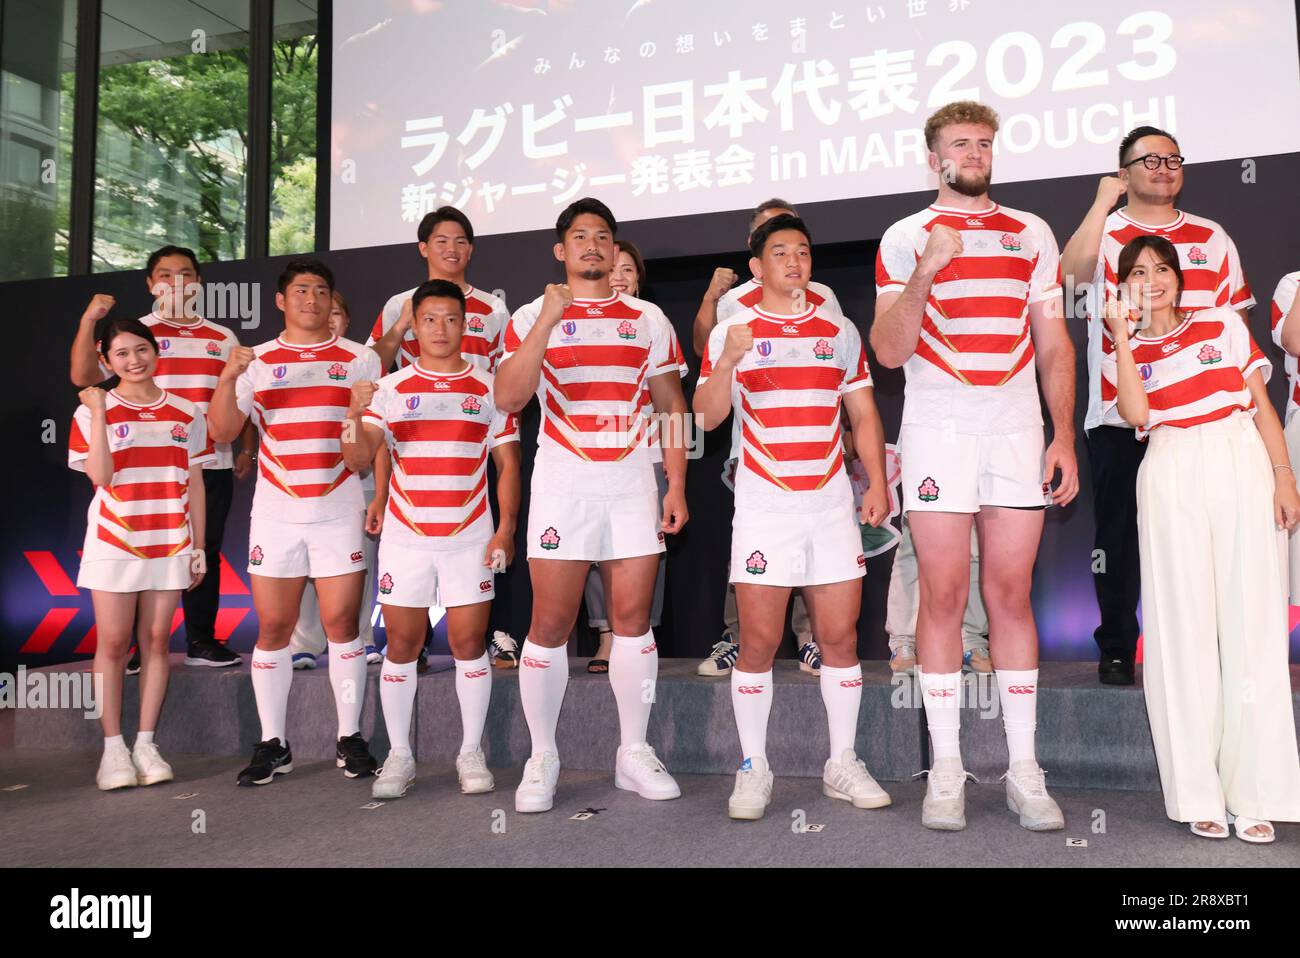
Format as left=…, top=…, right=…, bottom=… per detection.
left=871, top=101, right=1077, bottom=832
left=1060, top=126, right=1254, bottom=686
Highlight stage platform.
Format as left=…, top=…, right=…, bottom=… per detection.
left=9, top=656, right=1300, bottom=792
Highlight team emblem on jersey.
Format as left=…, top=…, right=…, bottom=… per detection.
left=433, top=380, right=451, bottom=390
left=461, top=396, right=482, bottom=414
left=272, top=365, right=288, bottom=381
left=617, top=320, right=637, bottom=340
left=917, top=477, right=940, bottom=502
left=139, top=410, right=156, bottom=420
left=170, top=424, right=188, bottom=444
left=158, top=339, right=170, bottom=351
left=327, top=362, right=348, bottom=381
left=966, top=218, right=984, bottom=227
left=813, top=339, right=834, bottom=360
left=1188, top=246, right=1208, bottom=266
left=467, top=315, right=485, bottom=333
left=479, top=580, right=492, bottom=593
left=744, top=550, right=767, bottom=575
left=406, top=395, right=421, bottom=411
left=379, top=573, right=393, bottom=594
left=561, top=320, right=578, bottom=336
left=1139, top=363, right=1153, bottom=380
left=781, top=325, right=800, bottom=335
left=113, top=424, right=130, bottom=440
left=1197, top=344, right=1223, bottom=365
left=757, top=340, right=773, bottom=357
left=249, top=545, right=264, bottom=566
left=300, top=351, right=317, bottom=361
left=999, top=233, right=1022, bottom=252
left=539, top=526, right=561, bottom=550
left=205, top=341, right=222, bottom=356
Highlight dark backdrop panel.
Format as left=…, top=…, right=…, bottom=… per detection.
left=5, top=154, right=1300, bottom=670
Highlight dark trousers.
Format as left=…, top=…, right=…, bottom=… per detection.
left=1085, top=425, right=1147, bottom=660
left=181, top=467, right=234, bottom=646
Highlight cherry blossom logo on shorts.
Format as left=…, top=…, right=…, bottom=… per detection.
left=999, top=232, right=1022, bottom=252
left=757, top=340, right=772, bottom=357
left=1188, top=245, right=1208, bottom=265
left=813, top=339, right=834, bottom=360
left=467, top=315, right=485, bottom=333
left=249, top=545, right=264, bottom=566
left=379, top=573, right=393, bottom=594
left=479, top=580, right=492, bottom=592
left=917, top=477, right=940, bottom=502
left=539, top=527, right=561, bottom=550
left=406, top=395, right=421, bottom=411
left=617, top=320, right=637, bottom=340
left=114, top=424, right=130, bottom=439
left=205, top=340, right=222, bottom=356
left=461, top=395, right=482, bottom=415
left=170, top=424, right=188, bottom=444
left=561, top=320, right=577, bottom=336
left=1197, top=344, right=1222, bottom=365
left=327, top=362, right=348, bottom=381
left=744, top=550, right=767, bottom=575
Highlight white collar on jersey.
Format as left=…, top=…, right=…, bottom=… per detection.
left=411, top=359, right=473, bottom=380
left=1116, top=208, right=1186, bottom=232
left=110, top=388, right=168, bottom=409
left=570, top=292, right=620, bottom=307
left=928, top=201, right=999, bottom=217
left=275, top=334, right=338, bottom=351
left=150, top=309, right=205, bottom=329
left=752, top=302, right=817, bottom=323
left=1131, top=314, right=1192, bottom=343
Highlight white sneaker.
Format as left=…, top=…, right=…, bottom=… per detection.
left=514, top=751, right=560, bottom=813
left=889, top=644, right=917, bottom=675
left=455, top=748, right=495, bottom=794
left=1003, top=760, right=1064, bottom=831
left=697, top=638, right=738, bottom=676
left=97, top=746, right=138, bottom=791
left=823, top=748, right=891, bottom=809
left=131, top=742, right=174, bottom=786
left=614, top=743, right=681, bottom=800
left=728, top=756, right=773, bottom=820
left=922, top=757, right=968, bottom=830
left=963, top=646, right=993, bottom=674
left=372, top=750, right=416, bottom=799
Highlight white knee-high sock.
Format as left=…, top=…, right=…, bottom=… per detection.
left=730, top=668, right=773, bottom=762
left=819, top=663, right=862, bottom=761
left=379, top=658, right=417, bottom=755
left=251, top=646, right=293, bottom=743
left=609, top=630, right=657, bottom=747
left=518, top=639, right=569, bottom=758
left=995, top=668, right=1038, bottom=765
left=328, top=637, right=367, bottom=739
left=919, top=668, right=962, bottom=763
left=454, top=652, right=492, bottom=753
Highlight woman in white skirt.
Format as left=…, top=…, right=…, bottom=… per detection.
left=1102, top=235, right=1300, bottom=843
left=70, top=317, right=210, bottom=790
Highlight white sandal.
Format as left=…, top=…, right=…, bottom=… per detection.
left=1189, top=819, right=1229, bottom=839
left=1228, top=813, right=1275, bottom=844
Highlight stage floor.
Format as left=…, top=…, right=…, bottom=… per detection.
left=2, top=748, right=1296, bottom=868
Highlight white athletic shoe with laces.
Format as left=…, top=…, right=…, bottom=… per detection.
left=97, top=746, right=138, bottom=791
left=614, top=743, right=681, bottom=800
left=372, top=750, right=416, bottom=799
left=922, top=757, right=969, bottom=830
left=131, top=742, right=174, bottom=786
left=1003, top=760, right=1065, bottom=831
left=455, top=748, right=495, bottom=794
left=728, top=756, right=774, bottom=820
left=515, top=751, right=560, bottom=813
left=823, top=749, right=891, bottom=808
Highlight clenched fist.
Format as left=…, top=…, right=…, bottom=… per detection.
left=396, top=296, right=414, bottom=335
left=721, top=322, right=754, bottom=366
left=349, top=380, right=378, bottom=415
left=81, top=294, right=115, bottom=327
left=1096, top=176, right=1127, bottom=209
left=78, top=385, right=106, bottom=413
left=220, top=345, right=255, bottom=382
left=540, top=283, right=575, bottom=326
left=706, top=267, right=738, bottom=302
left=919, top=225, right=963, bottom=274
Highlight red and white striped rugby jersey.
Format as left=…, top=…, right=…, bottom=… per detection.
left=1100, top=308, right=1269, bottom=440
left=1270, top=272, right=1300, bottom=423
left=97, top=313, right=239, bottom=468
left=501, top=292, right=684, bottom=489
left=699, top=302, right=872, bottom=514
left=235, top=335, right=382, bottom=521
left=637, top=329, right=687, bottom=465
left=876, top=203, right=1060, bottom=434
left=368, top=285, right=509, bottom=373
left=362, top=362, right=517, bottom=545
left=69, top=390, right=214, bottom=563
left=717, top=279, right=843, bottom=323
left=1085, top=209, right=1254, bottom=430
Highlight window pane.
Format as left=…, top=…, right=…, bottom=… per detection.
left=269, top=0, right=317, bottom=256
left=93, top=0, right=250, bottom=272
left=0, top=0, right=77, bottom=282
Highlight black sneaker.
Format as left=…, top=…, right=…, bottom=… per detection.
left=336, top=732, right=378, bottom=778
left=1098, top=656, right=1135, bottom=686
left=416, top=647, right=429, bottom=675
left=236, top=738, right=293, bottom=786
left=185, top=637, right=241, bottom=668
left=125, top=647, right=141, bottom=676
